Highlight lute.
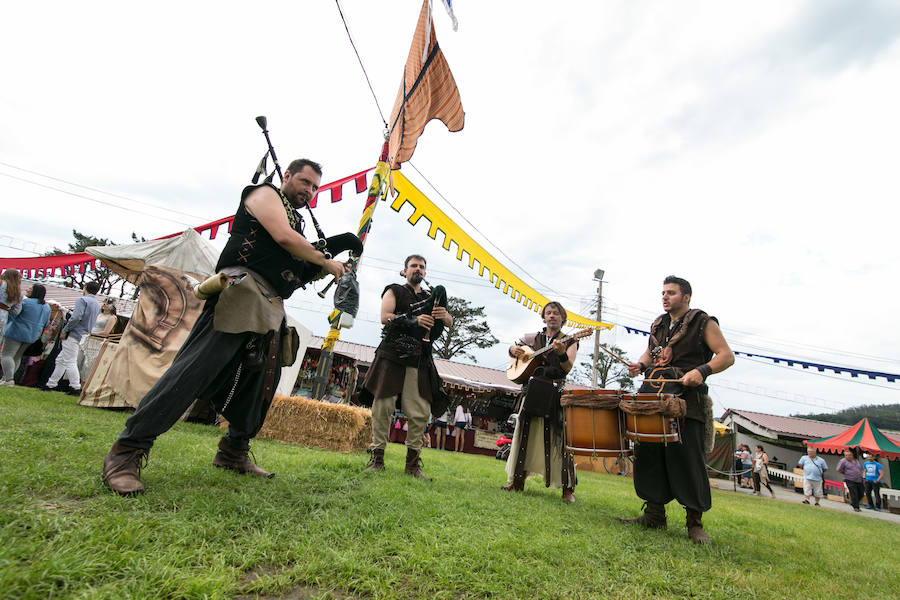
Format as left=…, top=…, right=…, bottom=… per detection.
left=506, top=328, right=592, bottom=384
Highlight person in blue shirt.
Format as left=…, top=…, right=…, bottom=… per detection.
left=44, top=281, right=101, bottom=395
left=1, top=284, right=51, bottom=385
left=798, top=446, right=828, bottom=506
left=862, top=453, right=885, bottom=511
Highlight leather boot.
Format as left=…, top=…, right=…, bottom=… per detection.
left=365, top=448, right=385, bottom=471
left=685, top=508, right=711, bottom=545
left=102, top=441, right=149, bottom=496
left=618, top=501, right=667, bottom=529
left=212, top=438, right=274, bottom=478
left=501, top=475, right=525, bottom=492
left=404, top=448, right=431, bottom=481
left=561, top=487, right=576, bottom=503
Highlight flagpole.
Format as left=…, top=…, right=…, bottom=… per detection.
left=310, top=136, right=391, bottom=401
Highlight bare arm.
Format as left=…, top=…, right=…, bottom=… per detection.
left=682, top=319, right=735, bottom=387
left=244, top=186, right=349, bottom=280
left=380, top=289, right=433, bottom=329
left=101, top=316, right=117, bottom=336
left=550, top=338, right=577, bottom=375
left=628, top=347, right=653, bottom=377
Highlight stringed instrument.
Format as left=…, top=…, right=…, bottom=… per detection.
left=506, top=328, right=592, bottom=384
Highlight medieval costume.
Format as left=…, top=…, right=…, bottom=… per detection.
left=363, top=283, right=448, bottom=479
left=504, top=330, right=577, bottom=496
left=626, top=309, right=716, bottom=534
left=103, top=183, right=306, bottom=493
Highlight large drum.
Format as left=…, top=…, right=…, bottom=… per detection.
left=560, top=389, right=630, bottom=457
left=620, top=393, right=686, bottom=444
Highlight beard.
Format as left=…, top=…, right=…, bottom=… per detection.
left=408, top=272, right=424, bottom=285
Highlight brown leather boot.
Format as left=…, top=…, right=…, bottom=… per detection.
left=404, top=448, right=431, bottom=481
left=561, top=487, right=576, bottom=503
left=212, top=438, right=274, bottom=478
left=365, top=448, right=385, bottom=471
left=102, top=441, right=149, bottom=496
left=685, top=509, right=711, bottom=545
left=618, top=501, right=667, bottom=529
left=501, top=475, right=525, bottom=492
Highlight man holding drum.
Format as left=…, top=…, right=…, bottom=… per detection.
left=503, top=301, right=579, bottom=502
left=620, top=276, right=734, bottom=544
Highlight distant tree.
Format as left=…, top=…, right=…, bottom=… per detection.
left=567, top=343, right=634, bottom=391
left=42, top=229, right=145, bottom=298
left=792, top=404, right=900, bottom=432
left=433, top=296, right=499, bottom=363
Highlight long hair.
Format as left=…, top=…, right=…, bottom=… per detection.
left=29, top=284, right=47, bottom=304
left=1, top=269, right=22, bottom=305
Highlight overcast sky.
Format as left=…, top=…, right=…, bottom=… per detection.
left=2, top=1, right=899, bottom=418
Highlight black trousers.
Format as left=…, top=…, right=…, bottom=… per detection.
left=846, top=480, right=864, bottom=509
left=118, top=302, right=281, bottom=451
left=633, top=417, right=711, bottom=513
left=864, top=480, right=882, bottom=509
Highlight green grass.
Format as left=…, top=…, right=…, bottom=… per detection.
left=1, top=387, right=898, bottom=600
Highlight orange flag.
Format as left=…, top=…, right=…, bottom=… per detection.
left=388, top=0, right=465, bottom=169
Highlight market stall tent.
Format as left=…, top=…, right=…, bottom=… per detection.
left=805, top=418, right=900, bottom=461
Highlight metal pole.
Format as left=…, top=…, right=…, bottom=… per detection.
left=591, top=278, right=603, bottom=387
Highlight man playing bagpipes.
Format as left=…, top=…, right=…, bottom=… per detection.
left=620, top=276, right=734, bottom=544
left=362, top=255, right=452, bottom=480
left=101, top=159, right=350, bottom=495
left=503, top=302, right=579, bottom=503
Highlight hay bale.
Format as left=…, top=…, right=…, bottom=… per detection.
left=255, top=394, right=372, bottom=452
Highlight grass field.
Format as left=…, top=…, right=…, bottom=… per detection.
left=1, top=387, right=898, bottom=600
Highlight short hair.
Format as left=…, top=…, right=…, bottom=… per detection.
left=663, top=275, right=692, bottom=297
left=286, top=158, right=322, bottom=177
left=85, top=281, right=101, bottom=295
left=541, top=301, right=567, bottom=324
left=30, top=283, right=47, bottom=304
left=404, top=254, right=426, bottom=268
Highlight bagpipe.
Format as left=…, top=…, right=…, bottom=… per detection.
left=383, top=281, right=448, bottom=358
left=253, top=116, right=363, bottom=290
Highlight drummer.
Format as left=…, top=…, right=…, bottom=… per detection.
left=619, top=276, right=734, bottom=544
left=502, top=301, right=578, bottom=502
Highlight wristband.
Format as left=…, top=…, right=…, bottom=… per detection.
left=638, top=361, right=648, bottom=371
left=696, top=364, right=713, bottom=381
left=556, top=352, right=569, bottom=361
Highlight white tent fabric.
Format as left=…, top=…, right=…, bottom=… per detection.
left=85, top=229, right=219, bottom=284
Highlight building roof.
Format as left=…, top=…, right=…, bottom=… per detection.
left=307, top=336, right=592, bottom=395
left=23, top=279, right=138, bottom=318
left=721, top=408, right=900, bottom=441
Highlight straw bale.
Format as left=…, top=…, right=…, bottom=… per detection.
left=252, top=394, right=372, bottom=452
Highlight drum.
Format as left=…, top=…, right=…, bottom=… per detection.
left=560, top=389, right=630, bottom=457
left=620, top=393, right=685, bottom=444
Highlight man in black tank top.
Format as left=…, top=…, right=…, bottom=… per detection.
left=619, top=276, right=734, bottom=544
left=502, top=301, right=579, bottom=503
left=101, top=159, right=350, bottom=496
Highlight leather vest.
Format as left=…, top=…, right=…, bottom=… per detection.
left=532, top=330, right=568, bottom=381
left=376, top=283, right=430, bottom=367
left=215, top=183, right=308, bottom=299
left=647, top=308, right=713, bottom=421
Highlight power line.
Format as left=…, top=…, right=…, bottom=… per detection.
left=334, top=0, right=388, bottom=128
left=0, top=160, right=211, bottom=222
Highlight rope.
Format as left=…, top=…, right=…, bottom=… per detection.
left=334, top=0, right=388, bottom=128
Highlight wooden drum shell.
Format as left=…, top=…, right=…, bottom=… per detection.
left=621, top=393, right=681, bottom=444
left=561, top=389, right=630, bottom=457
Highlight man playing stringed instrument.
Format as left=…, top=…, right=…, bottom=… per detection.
left=503, top=301, right=579, bottom=502
left=619, top=276, right=734, bottom=544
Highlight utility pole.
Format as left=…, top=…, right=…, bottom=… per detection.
left=591, top=269, right=604, bottom=388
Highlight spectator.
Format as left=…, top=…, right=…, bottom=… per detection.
left=453, top=404, right=471, bottom=452
left=44, top=281, right=101, bottom=395
left=862, top=453, right=885, bottom=511
left=434, top=408, right=451, bottom=450
left=1, top=284, right=50, bottom=386
left=752, top=445, right=775, bottom=497
left=734, top=444, right=752, bottom=488
left=798, top=446, right=828, bottom=506
left=0, top=269, right=24, bottom=342
left=837, top=447, right=865, bottom=512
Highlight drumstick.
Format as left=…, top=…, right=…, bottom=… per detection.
left=642, top=378, right=683, bottom=384
left=598, top=343, right=632, bottom=368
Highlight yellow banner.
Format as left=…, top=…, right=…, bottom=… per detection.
left=390, top=171, right=612, bottom=331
